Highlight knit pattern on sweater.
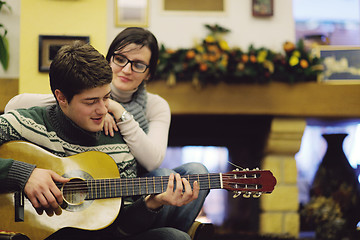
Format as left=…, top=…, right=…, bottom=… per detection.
left=0, top=106, right=137, bottom=179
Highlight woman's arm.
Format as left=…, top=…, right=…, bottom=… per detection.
left=117, top=93, right=171, bottom=172
left=5, top=93, right=56, bottom=113
left=5, top=93, right=171, bottom=172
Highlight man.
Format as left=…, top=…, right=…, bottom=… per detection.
left=0, top=42, right=200, bottom=240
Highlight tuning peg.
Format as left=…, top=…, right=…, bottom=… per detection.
left=232, top=191, right=241, bottom=198
left=252, top=192, right=262, bottom=198
left=242, top=192, right=251, bottom=198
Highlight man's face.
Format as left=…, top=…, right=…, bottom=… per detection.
left=57, top=85, right=111, bottom=132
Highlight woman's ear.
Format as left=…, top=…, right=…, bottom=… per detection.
left=144, top=73, right=150, bottom=81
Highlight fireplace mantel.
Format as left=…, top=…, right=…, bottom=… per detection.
left=1, top=78, right=359, bottom=119
left=147, top=81, right=360, bottom=118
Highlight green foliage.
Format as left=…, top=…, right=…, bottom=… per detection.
left=155, top=24, right=324, bottom=86
left=301, top=196, right=347, bottom=240
left=0, top=0, right=11, bottom=71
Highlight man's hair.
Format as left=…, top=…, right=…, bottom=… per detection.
left=49, top=41, right=113, bottom=103
left=106, top=27, right=159, bottom=81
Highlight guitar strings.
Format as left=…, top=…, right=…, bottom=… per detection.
left=59, top=173, right=265, bottom=193
left=60, top=174, right=259, bottom=188
left=60, top=174, right=262, bottom=186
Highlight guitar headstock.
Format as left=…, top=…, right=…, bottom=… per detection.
left=222, top=168, right=277, bottom=198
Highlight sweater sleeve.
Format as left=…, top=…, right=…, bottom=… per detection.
left=0, top=158, right=36, bottom=192
left=117, top=94, right=171, bottom=172
left=0, top=113, right=36, bottom=192
left=4, top=93, right=56, bottom=113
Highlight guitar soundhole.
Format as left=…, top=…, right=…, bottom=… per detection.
left=62, top=178, right=88, bottom=205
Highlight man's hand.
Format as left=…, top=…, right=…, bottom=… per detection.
left=24, top=168, right=69, bottom=216
left=145, top=173, right=200, bottom=210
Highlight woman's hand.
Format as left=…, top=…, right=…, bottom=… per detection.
left=103, top=113, right=119, bottom=137
left=107, top=99, right=126, bottom=122
left=144, top=173, right=200, bottom=210
left=105, top=99, right=126, bottom=136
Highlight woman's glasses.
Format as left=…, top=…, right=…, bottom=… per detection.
left=112, top=54, right=149, bottom=73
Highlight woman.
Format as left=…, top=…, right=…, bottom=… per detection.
left=6, top=28, right=167, bottom=171
left=5, top=27, right=209, bottom=233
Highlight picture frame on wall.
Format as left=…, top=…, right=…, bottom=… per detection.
left=38, top=35, right=90, bottom=72
left=252, top=0, right=274, bottom=17
left=315, top=45, right=360, bottom=84
left=115, top=0, right=148, bottom=27
left=163, top=0, right=225, bottom=12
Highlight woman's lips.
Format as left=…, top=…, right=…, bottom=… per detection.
left=118, top=76, right=131, bottom=83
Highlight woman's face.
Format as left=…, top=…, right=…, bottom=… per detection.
left=110, top=43, right=151, bottom=91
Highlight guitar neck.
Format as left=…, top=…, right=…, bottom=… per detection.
left=60, top=170, right=275, bottom=200
left=84, top=173, right=222, bottom=200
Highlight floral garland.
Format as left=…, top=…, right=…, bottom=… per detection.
left=155, top=24, right=324, bottom=86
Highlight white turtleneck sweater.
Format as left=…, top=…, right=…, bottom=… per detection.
left=4, top=90, right=171, bottom=172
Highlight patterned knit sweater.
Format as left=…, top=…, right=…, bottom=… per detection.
left=0, top=105, right=164, bottom=237
left=0, top=105, right=136, bottom=192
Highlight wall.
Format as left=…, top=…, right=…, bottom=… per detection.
left=108, top=0, right=295, bottom=54
left=19, top=0, right=108, bottom=94
left=1, top=0, right=295, bottom=93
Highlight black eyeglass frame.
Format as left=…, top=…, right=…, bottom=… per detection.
left=112, top=54, right=149, bottom=73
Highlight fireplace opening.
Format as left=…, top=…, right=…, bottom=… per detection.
left=164, top=114, right=273, bottom=233
left=161, top=146, right=229, bottom=225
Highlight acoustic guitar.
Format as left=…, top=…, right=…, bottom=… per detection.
left=0, top=141, right=277, bottom=240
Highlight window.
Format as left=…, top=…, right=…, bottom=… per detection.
left=293, top=0, right=360, bottom=45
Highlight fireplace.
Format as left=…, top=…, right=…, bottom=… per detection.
left=147, top=80, right=360, bottom=237
left=167, top=114, right=273, bottom=233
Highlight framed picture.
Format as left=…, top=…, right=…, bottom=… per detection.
left=252, top=0, right=274, bottom=17
left=38, top=35, right=90, bottom=72
left=163, top=0, right=225, bottom=12
left=115, top=0, right=148, bottom=27
left=315, top=46, right=360, bottom=84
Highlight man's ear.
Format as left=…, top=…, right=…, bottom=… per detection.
left=54, top=89, right=68, bottom=106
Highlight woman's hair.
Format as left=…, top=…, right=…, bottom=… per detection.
left=106, top=27, right=159, bottom=81
left=50, top=41, right=112, bottom=103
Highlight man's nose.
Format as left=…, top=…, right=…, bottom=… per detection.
left=96, top=100, right=108, bottom=115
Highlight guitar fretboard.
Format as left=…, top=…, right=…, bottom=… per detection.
left=84, top=173, right=222, bottom=200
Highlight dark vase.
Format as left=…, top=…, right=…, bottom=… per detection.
left=310, top=133, right=360, bottom=239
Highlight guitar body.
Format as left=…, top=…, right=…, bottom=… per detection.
left=0, top=141, right=121, bottom=240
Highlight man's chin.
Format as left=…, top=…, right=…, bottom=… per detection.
left=86, top=125, right=103, bottom=133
